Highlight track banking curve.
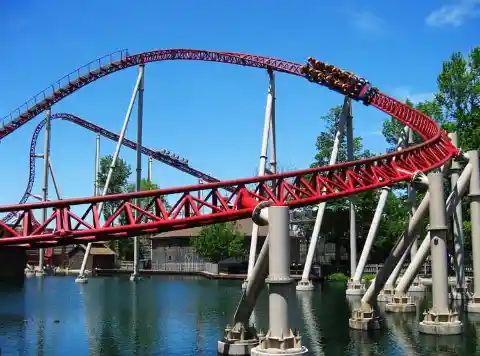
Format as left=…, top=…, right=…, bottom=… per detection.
left=1, top=112, right=223, bottom=224
left=0, top=49, right=458, bottom=248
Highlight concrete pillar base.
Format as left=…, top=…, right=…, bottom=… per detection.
left=450, top=286, right=468, bottom=300
left=346, top=280, right=365, bottom=296
left=419, top=309, right=463, bottom=335
left=217, top=339, right=258, bottom=356
left=467, top=296, right=480, bottom=313
left=217, top=324, right=259, bottom=356
left=295, top=280, right=314, bottom=291
left=75, top=276, right=89, bottom=284
left=251, top=329, right=308, bottom=356
left=251, top=347, right=308, bottom=356
left=129, top=274, right=142, bottom=282
left=408, top=278, right=426, bottom=293
left=385, top=295, right=416, bottom=313
left=377, top=287, right=395, bottom=303
left=349, top=306, right=382, bottom=331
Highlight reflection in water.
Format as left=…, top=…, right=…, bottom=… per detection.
left=297, top=290, right=324, bottom=355
left=1, top=277, right=480, bottom=355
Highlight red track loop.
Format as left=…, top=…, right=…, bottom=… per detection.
left=0, top=49, right=458, bottom=247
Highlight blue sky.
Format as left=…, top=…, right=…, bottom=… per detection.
left=0, top=0, right=478, bottom=215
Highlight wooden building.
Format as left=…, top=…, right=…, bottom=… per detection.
left=67, top=244, right=116, bottom=270
left=149, top=218, right=304, bottom=266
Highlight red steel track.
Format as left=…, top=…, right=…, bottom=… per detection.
left=0, top=49, right=458, bottom=248
left=1, top=112, right=222, bottom=224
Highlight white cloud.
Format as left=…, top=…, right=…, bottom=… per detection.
left=426, top=0, right=480, bottom=27
left=351, top=11, right=385, bottom=34
left=391, top=87, right=435, bottom=104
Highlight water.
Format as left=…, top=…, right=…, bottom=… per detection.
left=0, top=276, right=479, bottom=355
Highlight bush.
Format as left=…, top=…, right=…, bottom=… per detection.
left=326, top=272, right=349, bottom=282
left=362, top=274, right=376, bottom=281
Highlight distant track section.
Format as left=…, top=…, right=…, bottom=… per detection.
left=0, top=49, right=458, bottom=247
left=1, top=112, right=222, bottom=223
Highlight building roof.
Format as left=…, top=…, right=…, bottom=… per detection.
left=76, top=244, right=116, bottom=255
left=150, top=218, right=269, bottom=239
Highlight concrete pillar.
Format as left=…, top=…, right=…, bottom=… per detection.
left=131, top=63, right=145, bottom=282
left=346, top=108, right=357, bottom=276
left=251, top=206, right=308, bottom=356
left=449, top=133, right=466, bottom=299
left=387, top=162, right=473, bottom=313
left=348, top=187, right=390, bottom=296
left=419, top=172, right=462, bottom=335
left=468, top=150, right=480, bottom=313
left=408, top=128, right=418, bottom=259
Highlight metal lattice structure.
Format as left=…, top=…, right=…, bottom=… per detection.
left=0, top=49, right=458, bottom=248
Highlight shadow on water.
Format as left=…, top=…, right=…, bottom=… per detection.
left=1, top=277, right=480, bottom=355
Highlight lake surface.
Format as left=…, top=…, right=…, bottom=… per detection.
left=0, top=276, right=479, bottom=355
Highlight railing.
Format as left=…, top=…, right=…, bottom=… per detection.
left=364, top=263, right=474, bottom=278
left=2, top=49, right=128, bottom=128
left=118, top=260, right=219, bottom=274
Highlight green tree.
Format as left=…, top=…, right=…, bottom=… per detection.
left=296, top=102, right=378, bottom=270
left=436, top=47, right=480, bottom=150
left=191, top=222, right=246, bottom=263
left=97, top=155, right=132, bottom=222
left=96, top=155, right=131, bottom=258
left=118, top=178, right=169, bottom=261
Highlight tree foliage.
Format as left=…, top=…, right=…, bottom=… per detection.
left=191, top=222, right=246, bottom=263
left=378, top=46, right=480, bottom=263
left=97, top=155, right=132, bottom=220
left=97, top=156, right=166, bottom=260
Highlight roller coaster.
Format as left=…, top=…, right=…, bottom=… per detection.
left=0, top=49, right=458, bottom=248
left=1, top=112, right=223, bottom=224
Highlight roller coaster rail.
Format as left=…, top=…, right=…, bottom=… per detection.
left=1, top=112, right=223, bottom=224
left=0, top=48, right=459, bottom=248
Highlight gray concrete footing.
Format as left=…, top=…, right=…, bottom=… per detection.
left=129, top=274, right=142, bottom=282
left=349, top=307, right=382, bottom=331
left=408, top=279, right=426, bottom=293
left=377, top=288, right=394, bottom=303
left=217, top=339, right=258, bottom=356
left=217, top=324, right=259, bottom=356
left=295, top=280, right=314, bottom=291
left=75, top=276, right=88, bottom=284
left=385, top=295, right=416, bottom=313
left=250, top=329, right=308, bottom=356
left=467, top=301, right=480, bottom=313
left=346, top=280, right=365, bottom=296
left=251, top=346, right=308, bottom=356
left=419, top=309, right=463, bottom=335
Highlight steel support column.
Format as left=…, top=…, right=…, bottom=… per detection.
left=245, top=69, right=275, bottom=289
left=297, top=97, right=349, bottom=291
left=346, top=104, right=357, bottom=276
left=449, top=133, right=466, bottom=299
left=76, top=66, right=144, bottom=283
left=131, top=63, right=145, bottom=282
left=393, top=163, right=472, bottom=295
left=37, top=108, right=51, bottom=276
